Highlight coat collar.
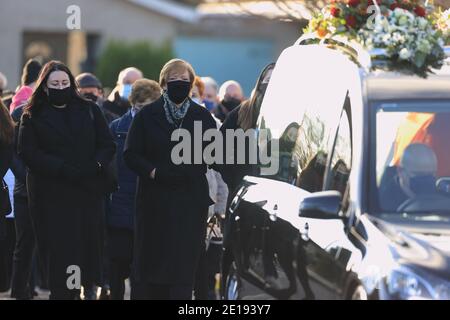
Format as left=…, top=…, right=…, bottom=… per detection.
left=116, top=110, right=133, bottom=132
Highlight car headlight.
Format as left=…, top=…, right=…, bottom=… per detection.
left=386, top=266, right=450, bottom=300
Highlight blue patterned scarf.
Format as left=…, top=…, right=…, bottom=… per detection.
left=162, top=92, right=191, bottom=127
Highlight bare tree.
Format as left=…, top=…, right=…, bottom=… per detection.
left=208, top=0, right=323, bottom=23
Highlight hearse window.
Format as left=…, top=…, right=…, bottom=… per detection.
left=375, top=102, right=450, bottom=213
left=294, top=105, right=338, bottom=193
left=256, top=51, right=349, bottom=187
left=326, top=105, right=352, bottom=198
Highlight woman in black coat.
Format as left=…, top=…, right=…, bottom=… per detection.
left=17, top=61, right=116, bottom=300
left=0, top=100, right=14, bottom=288
left=124, top=59, right=217, bottom=300
left=218, top=63, right=275, bottom=194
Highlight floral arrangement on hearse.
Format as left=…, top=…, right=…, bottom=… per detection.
left=304, top=0, right=448, bottom=77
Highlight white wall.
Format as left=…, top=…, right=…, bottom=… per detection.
left=0, top=0, right=178, bottom=88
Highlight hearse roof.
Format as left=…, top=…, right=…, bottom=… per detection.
left=365, top=66, right=450, bottom=101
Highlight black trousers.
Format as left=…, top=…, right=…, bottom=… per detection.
left=49, top=288, right=80, bottom=300
left=131, top=282, right=192, bottom=300
left=10, top=195, right=35, bottom=299
left=0, top=218, right=16, bottom=292
left=109, top=258, right=131, bottom=300
left=194, top=242, right=222, bottom=300
left=107, top=227, right=133, bottom=300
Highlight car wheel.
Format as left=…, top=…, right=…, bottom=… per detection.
left=225, top=262, right=240, bottom=300
left=351, top=284, right=368, bottom=300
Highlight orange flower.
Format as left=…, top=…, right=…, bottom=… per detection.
left=317, top=27, right=328, bottom=38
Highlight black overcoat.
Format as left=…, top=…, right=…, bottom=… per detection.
left=17, top=99, right=115, bottom=293
left=124, top=97, right=216, bottom=285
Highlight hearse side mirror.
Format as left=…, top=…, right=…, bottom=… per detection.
left=299, top=191, right=342, bottom=219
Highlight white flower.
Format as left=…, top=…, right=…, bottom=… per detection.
left=398, top=15, right=409, bottom=26
left=417, top=17, right=428, bottom=30
left=392, top=32, right=405, bottom=44
left=399, top=48, right=412, bottom=60
left=354, top=4, right=445, bottom=72
left=374, top=20, right=385, bottom=32
left=393, top=8, right=405, bottom=18
left=382, top=34, right=392, bottom=45
left=417, top=39, right=432, bottom=54
left=406, top=11, right=415, bottom=21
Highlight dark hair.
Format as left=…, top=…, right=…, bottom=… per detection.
left=238, top=62, right=275, bottom=130
left=0, top=99, right=14, bottom=145
left=75, top=72, right=102, bottom=89
left=21, top=59, right=42, bottom=86
left=24, top=60, right=84, bottom=116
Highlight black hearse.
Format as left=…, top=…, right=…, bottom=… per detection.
left=222, top=36, right=450, bottom=300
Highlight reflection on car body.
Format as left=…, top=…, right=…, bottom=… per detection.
left=222, top=37, right=450, bottom=300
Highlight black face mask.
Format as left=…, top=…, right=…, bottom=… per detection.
left=222, top=97, right=242, bottom=112
left=167, top=80, right=191, bottom=104
left=48, top=87, right=72, bottom=106
left=83, top=92, right=98, bottom=103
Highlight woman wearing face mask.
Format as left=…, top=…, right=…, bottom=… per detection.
left=217, top=62, right=275, bottom=194
left=107, top=79, right=161, bottom=300
left=17, top=61, right=116, bottom=300
left=124, top=59, right=217, bottom=300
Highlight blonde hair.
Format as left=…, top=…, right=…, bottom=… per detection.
left=159, top=59, right=195, bottom=89
left=193, top=76, right=205, bottom=98
left=129, top=79, right=161, bottom=105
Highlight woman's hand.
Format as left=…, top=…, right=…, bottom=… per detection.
left=150, top=168, right=156, bottom=179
